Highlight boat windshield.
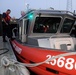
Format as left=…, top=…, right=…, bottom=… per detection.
left=60, top=18, right=75, bottom=33
left=33, top=17, right=61, bottom=33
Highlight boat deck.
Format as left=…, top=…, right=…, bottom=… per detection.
left=0, top=36, right=17, bottom=75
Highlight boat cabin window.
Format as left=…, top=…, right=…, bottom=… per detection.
left=60, top=18, right=75, bottom=33
left=33, top=17, right=61, bottom=33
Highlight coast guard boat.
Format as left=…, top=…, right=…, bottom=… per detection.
left=11, top=9, right=76, bottom=75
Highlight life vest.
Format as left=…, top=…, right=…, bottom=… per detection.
left=5, top=14, right=11, bottom=23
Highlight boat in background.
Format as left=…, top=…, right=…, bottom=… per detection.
left=11, top=9, right=76, bottom=75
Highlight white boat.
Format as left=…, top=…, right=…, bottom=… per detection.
left=11, top=9, right=76, bottom=75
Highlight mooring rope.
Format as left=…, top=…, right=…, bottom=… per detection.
left=1, top=52, right=76, bottom=68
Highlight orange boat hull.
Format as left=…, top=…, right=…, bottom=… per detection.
left=11, top=40, right=76, bottom=75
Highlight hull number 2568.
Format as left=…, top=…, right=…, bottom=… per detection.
left=46, top=55, right=76, bottom=70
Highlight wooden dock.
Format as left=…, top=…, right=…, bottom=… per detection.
left=0, top=36, right=17, bottom=75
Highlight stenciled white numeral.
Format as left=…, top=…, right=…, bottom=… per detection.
left=46, top=55, right=56, bottom=66
left=57, top=57, right=65, bottom=67
left=65, top=58, right=74, bottom=70
left=46, top=55, right=52, bottom=64
left=50, top=56, right=56, bottom=66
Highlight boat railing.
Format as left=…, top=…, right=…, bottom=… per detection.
left=28, top=9, right=76, bottom=16
left=19, top=9, right=76, bottom=20
left=37, top=10, right=75, bottom=16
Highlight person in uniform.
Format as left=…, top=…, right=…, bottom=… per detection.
left=2, top=9, right=12, bottom=42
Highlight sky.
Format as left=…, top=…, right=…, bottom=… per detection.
left=0, top=0, right=76, bottom=18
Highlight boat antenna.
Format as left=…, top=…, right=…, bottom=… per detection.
left=26, top=3, right=29, bottom=11
left=66, top=0, right=72, bottom=12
